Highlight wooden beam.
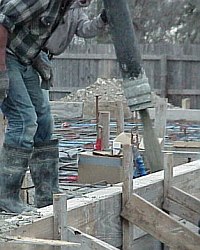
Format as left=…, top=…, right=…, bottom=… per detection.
left=163, top=197, right=200, bottom=226
left=55, top=53, right=200, bottom=62
left=149, top=107, right=200, bottom=122
left=168, top=186, right=200, bottom=214
left=167, top=54, right=200, bottom=62
left=67, top=227, right=119, bottom=250
left=50, top=101, right=83, bottom=119
left=0, top=236, right=80, bottom=247
left=154, top=88, right=200, bottom=96
left=121, top=193, right=200, bottom=250
left=54, top=53, right=162, bottom=61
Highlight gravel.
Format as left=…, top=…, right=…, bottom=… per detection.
left=62, top=78, right=126, bottom=103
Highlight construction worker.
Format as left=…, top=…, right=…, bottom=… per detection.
left=0, top=0, right=107, bottom=214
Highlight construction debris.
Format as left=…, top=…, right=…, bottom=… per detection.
left=0, top=211, right=42, bottom=234
left=62, top=78, right=125, bottom=103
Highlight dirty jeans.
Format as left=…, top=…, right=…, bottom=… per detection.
left=1, top=53, right=54, bottom=149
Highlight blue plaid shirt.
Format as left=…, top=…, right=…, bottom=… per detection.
left=0, top=0, right=70, bottom=64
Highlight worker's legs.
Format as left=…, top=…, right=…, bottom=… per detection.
left=21, top=64, right=58, bottom=208
left=20, top=59, right=59, bottom=208
left=0, top=144, right=33, bottom=213
left=26, top=78, right=59, bottom=208
left=0, top=53, right=53, bottom=213
left=29, top=139, right=61, bottom=208
left=2, top=54, right=54, bottom=147
left=2, top=54, right=39, bottom=148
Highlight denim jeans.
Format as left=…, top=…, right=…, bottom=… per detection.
left=1, top=53, right=54, bottom=149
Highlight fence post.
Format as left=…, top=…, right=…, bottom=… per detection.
left=160, top=54, right=168, bottom=98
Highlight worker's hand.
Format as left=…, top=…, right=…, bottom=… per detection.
left=0, top=71, right=9, bottom=104
left=32, top=51, right=54, bottom=89
left=100, top=9, right=108, bottom=24
left=41, top=72, right=54, bottom=90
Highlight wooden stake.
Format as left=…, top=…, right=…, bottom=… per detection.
left=122, top=144, right=134, bottom=250
left=163, top=153, right=174, bottom=200
left=163, top=153, right=174, bottom=250
left=53, top=193, right=69, bottom=250
left=99, top=111, right=110, bottom=150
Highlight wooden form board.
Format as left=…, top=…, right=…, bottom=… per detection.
left=149, top=107, right=200, bottom=122
left=1, top=161, right=200, bottom=250
left=121, top=193, right=200, bottom=250
left=172, top=141, right=200, bottom=148
left=66, top=227, right=119, bottom=250
left=1, top=236, right=80, bottom=247
left=1, top=229, right=119, bottom=250
left=50, top=101, right=83, bottom=119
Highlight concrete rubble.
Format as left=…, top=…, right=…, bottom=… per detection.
left=62, top=78, right=125, bottom=103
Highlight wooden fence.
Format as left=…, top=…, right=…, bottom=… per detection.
left=51, top=43, right=200, bottom=109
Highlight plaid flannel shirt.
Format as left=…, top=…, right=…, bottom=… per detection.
left=0, top=0, right=66, bottom=64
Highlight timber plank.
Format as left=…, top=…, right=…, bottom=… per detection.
left=121, top=193, right=200, bottom=250
left=168, top=186, right=200, bottom=214
left=0, top=236, right=80, bottom=247
left=163, top=198, right=200, bottom=226
left=67, top=227, right=119, bottom=250
left=173, top=141, right=200, bottom=148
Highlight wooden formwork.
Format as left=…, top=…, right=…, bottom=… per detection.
left=121, top=145, right=200, bottom=250
left=1, top=149, right=200, bottom=250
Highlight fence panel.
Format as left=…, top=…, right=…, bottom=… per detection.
left=51, top=43, right=200, bottom=109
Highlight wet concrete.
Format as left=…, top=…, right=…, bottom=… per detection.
left=0, top=211, right=42, bottom=236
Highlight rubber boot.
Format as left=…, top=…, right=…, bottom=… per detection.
left=29, top=139, right=61, bottom=208
left=0, top=144, right=34, bottom=214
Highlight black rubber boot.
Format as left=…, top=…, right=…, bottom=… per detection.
left=0, top=144, right=34, bottom=214
left=29, top=139, right=61, bottom=208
